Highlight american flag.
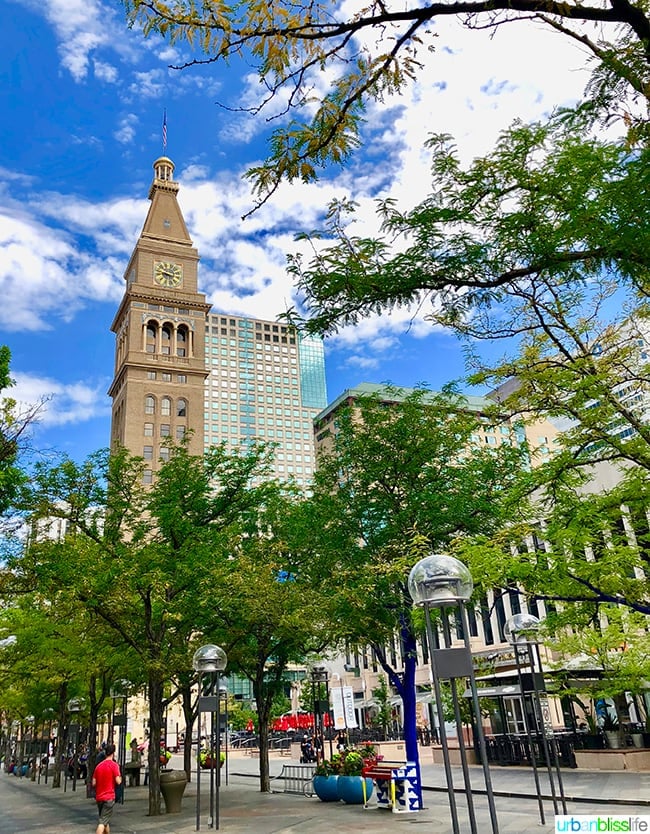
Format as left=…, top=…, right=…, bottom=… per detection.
left=162, top=109, right=167, bottom=151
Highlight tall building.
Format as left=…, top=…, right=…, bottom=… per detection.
left=109, top=156, right=327, bottom=488
left=203, top=313, right=327, bottom=486
left=109, top=157, right=210, bottom=479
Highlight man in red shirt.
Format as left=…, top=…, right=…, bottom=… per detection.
left=91, top=743, right=122, bottom=834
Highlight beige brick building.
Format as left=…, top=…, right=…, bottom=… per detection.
left=109, top=157, right=210, bottom=477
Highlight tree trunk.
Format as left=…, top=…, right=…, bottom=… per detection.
left=252, top=675, right=271, bottom=793
left=86, top=675, right=99, bottom=782
left=181, top=682, right=194, bottom=781
left=147, top=673, right=164, bottom=816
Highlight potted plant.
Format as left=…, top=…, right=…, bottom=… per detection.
left=579, top=712, right=605, bottom=750
left=336, top=750, right=374, bottom=805
left=602, top=714, right=621, bottom=749
left=312, top=758, right=340, bottom=802
left=199, top=750, right=226, bottom=769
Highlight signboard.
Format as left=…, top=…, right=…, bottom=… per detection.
left=538, top=695, right=555, bottom=739
left=331, top=685, right=358, bottom=729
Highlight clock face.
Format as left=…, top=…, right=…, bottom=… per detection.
left=154, top=261, right=183, bottom=288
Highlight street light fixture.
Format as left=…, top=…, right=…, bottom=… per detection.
left=504, top=613, right=567, bottom=818
left=66, top=699, right=83, bottom=793
left=109, top=681, right=129, bottom=800
left=193, top=644, right=227, bottom=831
left=310, top=666, right=332, bottom=760
left=409, top=553, right=499, bottom=834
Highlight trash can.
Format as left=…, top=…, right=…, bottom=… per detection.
left=159, top=769, right=188, bottom=814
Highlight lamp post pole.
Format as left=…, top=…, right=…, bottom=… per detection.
left=66, top=700, right=82, bottom=793
left=219, top=687, right=229, bottom=786
left=109, top=683, right=128, bottom=803
left=311, top=666, right=332, bottom=760
left=193, top=644, right=228, bottom=831
left=504, top=614, right=566, bottom=817
left=409, top=553, right=499, bottom=834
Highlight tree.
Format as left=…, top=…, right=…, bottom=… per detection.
left=285, top=118, right=650, bottom=337
left=10, top=440, right=277, bottom=815
left=0, top=346, right=41, bottom=518
left=126, top=0, right=650, bottom=206
left=302, top=386, right=526, bottom=802
left=206, top=489, right=330, bottom=792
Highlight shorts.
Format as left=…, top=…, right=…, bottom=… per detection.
left=96, top=799, right=115, bottom=826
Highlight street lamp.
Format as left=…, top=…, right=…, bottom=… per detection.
left=311, top=666, right=332, bottom=760
left=65, top=699, right=83, bottom=793
left=219, top=686, right=229, bottom=787
left=409, top=553, right=499, bottom=834
left=109, top=681, right=129, bottom=801
left=504, top=613, right=567, bottom=818
left=193, top=644, right=227, bottom=831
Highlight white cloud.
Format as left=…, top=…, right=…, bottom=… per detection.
left=114, top=113, right=139, bottom=144
left=12, top=372, right=110, bottom=427
left=94, top=60, right=119, bottom=83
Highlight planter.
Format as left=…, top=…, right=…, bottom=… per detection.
left=312, top=774, right=339, bottom=802
left=337, top=775, right=374, bottom=805
left=605, top=731, right=622, bottom=749
left=581, top=734, right=605, bottom=750
left=159, top=769, right=187, bottom=814
left=631, top=733, right=644, bottom=749
left=200, top=757, right=224, bottom=769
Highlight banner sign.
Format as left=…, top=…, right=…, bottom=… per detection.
left=332, top=685, right=358, bottom=729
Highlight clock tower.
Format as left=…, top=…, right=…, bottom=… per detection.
left=109, top=157, right=210, bottom=478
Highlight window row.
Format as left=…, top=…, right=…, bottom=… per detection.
left=144, top=423, right=186, bottom=440
left=144, top=396, right=188, bottom=417
left=146, top=371, right=187, bottom=383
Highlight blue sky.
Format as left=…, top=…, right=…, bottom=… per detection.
left=1, top=0, right=591, bottom=462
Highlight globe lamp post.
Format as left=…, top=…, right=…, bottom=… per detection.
left=193, top=644, right=227, bottom=831
left=409, top=554, right=499, bottom=834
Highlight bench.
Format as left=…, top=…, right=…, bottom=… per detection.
left=361, top=760, right=419, bottom=813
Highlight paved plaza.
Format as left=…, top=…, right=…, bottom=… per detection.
left=2, top=751, right=650, bottom=834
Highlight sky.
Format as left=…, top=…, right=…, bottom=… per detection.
left=1, top=0, right=594, bottom=463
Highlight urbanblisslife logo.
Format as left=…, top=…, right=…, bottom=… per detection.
left=555, top=817, right=650, bottom=832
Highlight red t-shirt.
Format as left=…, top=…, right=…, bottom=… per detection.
left=93, top=758, right=121, bottom=801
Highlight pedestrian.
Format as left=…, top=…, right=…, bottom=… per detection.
left=91, top=743, right=122, bottom=834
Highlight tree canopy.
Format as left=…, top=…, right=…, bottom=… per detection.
left=127, top=0, right=650, bottom=206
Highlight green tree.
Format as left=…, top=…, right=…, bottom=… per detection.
left=10, top=440, right=276, bottom=814
left=303, top=386, right=526, bottom=800
left=208, top=489, right=330, bottom=792
left=285, top=119, right=650, bottom=338
left=126, top=0, right=650, bottom=205
left=369, top=674, right=392, bottom=740
left=0, top=346, right=40, bottom=518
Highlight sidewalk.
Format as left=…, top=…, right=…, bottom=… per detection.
left=2, top=751, right=650, bottom=834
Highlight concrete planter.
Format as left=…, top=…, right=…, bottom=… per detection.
left=159, top=769, right=188, bottom=814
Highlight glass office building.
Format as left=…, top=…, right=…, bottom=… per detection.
left=204, top=312, right=327, bottom=486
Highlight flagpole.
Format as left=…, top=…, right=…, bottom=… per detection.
left=162, top=109, right=167, bottom=153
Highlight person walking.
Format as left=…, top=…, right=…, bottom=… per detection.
left=91, top=743, right=122, bottom=834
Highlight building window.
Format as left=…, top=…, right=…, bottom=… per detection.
left=177, top=398, right=187, bottom=417
left=162, top=372, right=172, bottom=382
left=147, top=371, right=156, bottom=380
left=145, top=396, right=155, bottom=415
left=144, top=423, right=154, bottom=436
left=143, top=446, right=153, bottom=460
left=161, top=424, right=171, bottom=437
left=161, top=397, right=172, bottom=416
left=176, top=426, right=186, bottom=439
left=160, top=446, right=170, bottom=462
left=177, top=374, right=187, bottom=383
left=142, top=469, right=153, bottom=485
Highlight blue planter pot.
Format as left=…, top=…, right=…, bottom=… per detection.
left=337, top=775, right=374, bottom=805
left=313, top=774, right=339, bottom=801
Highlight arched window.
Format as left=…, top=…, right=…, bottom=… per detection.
left=177, top=325, right=188, bottom=357
left=161, top=397, right=172, bottom=417
left=177, top=398, right=187, bottom=418
left=161, top=325, right=172, bottom=355
left=146, top=321, right=158, bottom=354
left=145, top=395, right=155, bottom=415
